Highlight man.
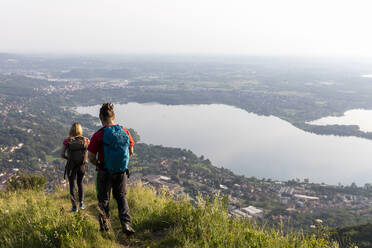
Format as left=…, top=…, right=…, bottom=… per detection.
left=88, top=103, right=135, bottom=234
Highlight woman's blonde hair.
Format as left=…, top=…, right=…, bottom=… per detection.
left=69, top=122, right=83, bottom=137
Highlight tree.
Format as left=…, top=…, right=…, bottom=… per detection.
left=364, top=183, right=372, bottom=190
left=350, top=182, right=357, bottom=189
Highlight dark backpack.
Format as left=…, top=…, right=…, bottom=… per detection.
left=67, top=136, right=87, bottom=168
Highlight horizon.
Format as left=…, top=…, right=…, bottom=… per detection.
left=4, top=52, right=372, bottom=65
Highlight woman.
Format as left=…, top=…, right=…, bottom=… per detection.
left=61, top=122, right=90, bottom=212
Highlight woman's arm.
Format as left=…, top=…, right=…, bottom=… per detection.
left=60, top=145, right=68, bottom=160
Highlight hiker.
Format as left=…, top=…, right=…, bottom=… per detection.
left=61, top=122, right=90, bottom=212
left=87, top=103, right=135, bottom=235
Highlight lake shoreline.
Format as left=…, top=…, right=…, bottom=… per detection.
left=76, top=102, right=372, bottom=185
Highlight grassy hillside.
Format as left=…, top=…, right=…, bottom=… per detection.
left=0, top=182, right=339, bottom=248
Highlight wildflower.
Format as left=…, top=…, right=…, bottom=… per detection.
left=315, top=219, right=323, bottom=224
left=310, top=225, right=316, bottom=229
left=5, top=210, right=9, bottom=214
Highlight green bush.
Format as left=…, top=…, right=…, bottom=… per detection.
left=6, top=172, right=48, bottom=192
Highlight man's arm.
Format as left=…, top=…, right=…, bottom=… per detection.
left=129, top=146, right=134, bottom=156
left=123, top=128, right=135, bottom=156
left=88, top=151, right=98, bottom=167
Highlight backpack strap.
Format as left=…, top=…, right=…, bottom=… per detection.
left=80, top=136, right=88, bottom=149
left=102, top=126, right=108, bottom=146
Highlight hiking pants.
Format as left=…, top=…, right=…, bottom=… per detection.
left=97, top=170, right=131, bottom=225
left=68, top=167, right=85, bottom=208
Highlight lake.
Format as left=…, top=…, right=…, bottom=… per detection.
left=308, top=109, right=372, bottom=133
left=76, top=103, right=372, bottom=185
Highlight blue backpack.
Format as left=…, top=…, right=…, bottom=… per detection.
left=103, top=125, right=130, bottom=174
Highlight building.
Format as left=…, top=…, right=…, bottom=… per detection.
left=293, top=194, right=319, bottom=201
left=232, top=209, right=251, bottom=219
left=241, top=206, right=263, bottom=217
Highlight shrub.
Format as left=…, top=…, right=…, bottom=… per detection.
left=6, top=172, right=47, bottom=192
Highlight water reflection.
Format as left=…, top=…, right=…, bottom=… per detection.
left=309, top=109, right=372, bottom=132
left=77, top=103, right=372, bottom=185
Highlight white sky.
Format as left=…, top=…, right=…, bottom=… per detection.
left=1, top=0, right=372, bottom=57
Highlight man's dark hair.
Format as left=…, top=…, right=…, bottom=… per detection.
left=100, top=103, right=115, bottom=121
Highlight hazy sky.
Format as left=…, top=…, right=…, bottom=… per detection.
left=1, top=0, right=372, bottom=57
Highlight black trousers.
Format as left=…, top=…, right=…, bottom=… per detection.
left=97, top=170, right=131, bottom=225
left=67, top=166, right=85, bottom=208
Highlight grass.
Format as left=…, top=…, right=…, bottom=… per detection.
left=0, top=181, right=339, bottom=248
left=45, top=154, right=60, bottom=163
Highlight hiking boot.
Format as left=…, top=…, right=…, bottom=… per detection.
left=80, top=203, right=86, bottom=210
left=71, top=207, right=78, bottom=213
left=98, top=214, right=111, bottom=232
left=122, top=222, right=135, bottom=235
